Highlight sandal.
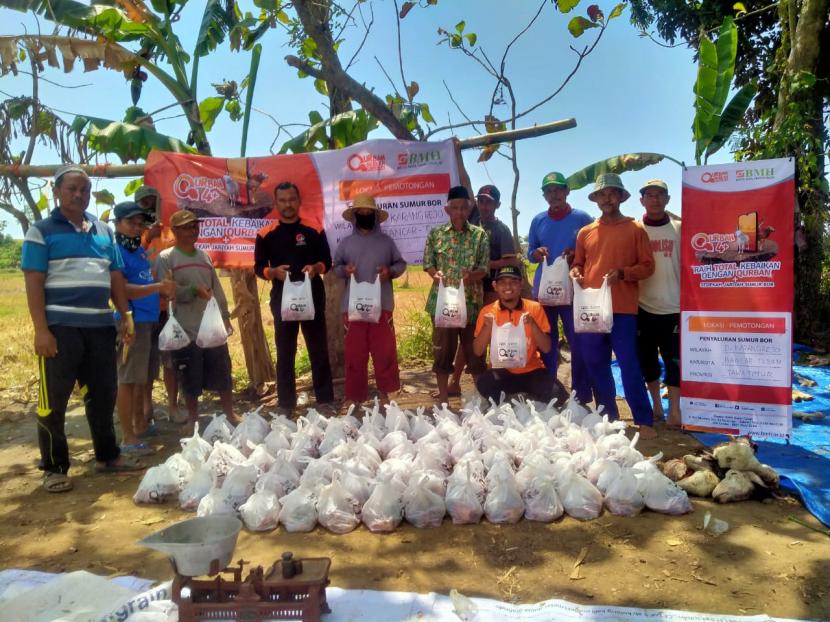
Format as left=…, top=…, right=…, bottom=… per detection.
left=120, top=442, right=156, bottom=457
left=95, top=456, right=145, bottom=473
left=43, top=472, right=73, bottom=493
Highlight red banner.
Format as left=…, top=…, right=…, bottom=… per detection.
left=680, top=159, right=794, bottom=439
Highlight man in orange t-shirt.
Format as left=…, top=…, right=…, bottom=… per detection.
left=473, top=266, right=567, bottom=405
left=570, top=173, right=656, bottom=437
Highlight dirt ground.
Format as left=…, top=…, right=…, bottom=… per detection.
left=1, top=367, right=829, bottom=621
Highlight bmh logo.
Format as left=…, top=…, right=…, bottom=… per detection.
left=347, top=153, right=386, bottom=172
left=735, top=167, right=776, bottom=181
left=397, top=150, right=442, bottom=169
left=700, top=171, right=728, bottom=184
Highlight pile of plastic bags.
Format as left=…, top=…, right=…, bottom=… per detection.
left=134, top=395, right=692, bottom=533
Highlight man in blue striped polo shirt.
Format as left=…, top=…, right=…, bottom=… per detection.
left=22, top=165, right=144, bottom=493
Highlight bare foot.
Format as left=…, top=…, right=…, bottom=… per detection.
left=638, top=424, right=658, bottom=439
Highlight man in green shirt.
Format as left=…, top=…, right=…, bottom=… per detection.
left=423, top=186, right=490, bottom=403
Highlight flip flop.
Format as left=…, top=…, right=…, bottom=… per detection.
left=120, top=442, right=156, bottom=457
left=43, top=472, right=73, bottom=493
left=95, top=456, right=145, bottom=473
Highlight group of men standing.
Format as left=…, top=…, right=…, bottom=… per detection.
left=21, top=161, right=680, bottom=494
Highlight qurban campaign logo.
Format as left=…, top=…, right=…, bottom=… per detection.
left=347, top=153, right=386, bottom=172
left=735, top=167, right=776, bottom=181
left=397, top=150, right=442, bottom=169
left=173, top=173, right=225, bottom=202
left=690, top=232, right=735, bottom=254
left=700, top=171, right=729, bottom=184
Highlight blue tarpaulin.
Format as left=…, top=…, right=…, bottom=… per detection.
left=611, top=346, right=830, bottom=527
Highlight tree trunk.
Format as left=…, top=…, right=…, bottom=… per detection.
left=773, top=0, right=830, bottom=344
left=230, top=270, right=274, bottom=392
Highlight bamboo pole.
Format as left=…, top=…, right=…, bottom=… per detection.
left=0, top=118, right=578, bottom=179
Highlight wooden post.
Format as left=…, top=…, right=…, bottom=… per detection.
left=229, top=270, right=274, bottom=392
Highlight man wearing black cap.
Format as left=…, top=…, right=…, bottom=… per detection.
left=473, top=266, right=567, bottom=404
left=423, top=186, right=490, bottom=403
left=21, top=165, right=143, bottom=493
left=112, top=201, right=175, bottom=454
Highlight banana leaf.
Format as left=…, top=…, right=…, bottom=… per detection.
left=566, top=153, right=668, bottom=191
left=72, top=115, right=196, bottom=163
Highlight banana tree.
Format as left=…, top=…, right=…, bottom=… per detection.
left=692, top=16, right=756, bottom=165
left=0, top=0, right=273, bottom=158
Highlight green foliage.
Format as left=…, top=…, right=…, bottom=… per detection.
left=279, top=109, right=379, bottom=154
left=2, top=1, right=153, bottom=41
left=194, top=0, right=235, bottom=57
left=0, top=235, right=22, bottom=269
left=123, top=178, right=143, bottom=196
left=568, top=16, right=598, bottom=37
left=199, top=96, right=225, bottom=131
left=92, top=189, right=115, bottom=206
left=71, top=116, right=197, bottom=162
left=692, top=16, right=756, bottom=164
left=397, top=308, right=434, bottom=364
left=566, top=153, right=667, bottom=191
left=555, top=0, right=581, bottom=13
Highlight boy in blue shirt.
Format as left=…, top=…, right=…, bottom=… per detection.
left=113, top=202, right=175, bottom=455
left=527, top=172, right=594, bottom=404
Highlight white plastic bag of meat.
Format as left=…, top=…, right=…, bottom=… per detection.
left=559, top=469, right=603, bottom=520
left=317, top=476, right=361, bottom=534
left=523, top=474, right=564, bottom=522
left=203, top=413, right=234, bottom=444
left=278, top=486, right=319, bottom=532
left=361, top=477, right=406, bottom=533
left=484, top=470, right=524, bottom=524
left=604, top=467, right=645, bottom=516
left=445, top=464, right=483, bottom=525
left=179, top=464, right=213, bottom=511
left=134, top=465, right=179, bottom=504
left=404, top=476, right=446, bottom=528
left=239, top=490, right=281, bottom=532
left=638, top=469, right=694, bottom=515
left=196, top=487, right=235, bottom=517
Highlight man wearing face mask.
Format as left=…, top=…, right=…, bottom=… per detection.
left=21, top=165, right=143, bottom=493
left=333, top=194, right=407, bottom=409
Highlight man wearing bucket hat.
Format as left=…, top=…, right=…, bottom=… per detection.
left=570, top=173, right=657, bottom=437
left=423, top=186, right=490, bottom=403
left=157, top=209, right=237, bottom=426
left=527, top=171, right=594, bottom=403
left=638, top=179, right=682, bottom=428
left=254, top=181, right=335, bottom=415
left=473, top=265, right=568, bottom=404
left=333, top=194, right=407, bottom=408
left=112, top=201, right=176, bottom=455
left=21, top=164, right=143, bottom=493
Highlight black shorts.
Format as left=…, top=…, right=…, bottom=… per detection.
left=173, top=342, right=233, bottom=397
left=432, top=324, right=487, bottom=375
left=637, top=308, right=680, bottom=386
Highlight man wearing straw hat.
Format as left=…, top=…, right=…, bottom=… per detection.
left=333, top=194, right=407, bottom=409
left=21, top=165, right=144, bottom=493
left=570, top=173, right=657, bottom=437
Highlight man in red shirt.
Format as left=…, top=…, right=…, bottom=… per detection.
left=570, top=174, right=656, bottom=437
left=473, top=266, right=567, bottom=404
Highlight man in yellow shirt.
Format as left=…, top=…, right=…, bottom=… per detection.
left=473, top=266, right=567, bottom=405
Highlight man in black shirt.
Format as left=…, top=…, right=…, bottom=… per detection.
left=254, top=181, right=335, bottom=413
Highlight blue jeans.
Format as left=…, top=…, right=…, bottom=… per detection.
left=574, top=313, right=653, bottom=426
left=541, top=305, right=592, bottom=405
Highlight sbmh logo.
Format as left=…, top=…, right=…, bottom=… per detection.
left=442, top=304, right=459, bottom=318
left=700, top=171, right=728, bottom=184
left=347, top=153, right=386, bottom=172
left=579, top=311, right=599, bottom=323
left=397, top=150, right=442, bottom=169
left=736, top=167, right=776, bottom=181
left=498, top=346, right=519, bottom=358
left=546, top=285, right=564, bottom=296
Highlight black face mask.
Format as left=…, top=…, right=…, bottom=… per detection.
left=116, top=232, right=141, bottom=252
left=354, top=212, right=376, bottom=230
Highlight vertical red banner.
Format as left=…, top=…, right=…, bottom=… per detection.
left=680, top=159, right=794, bottom=439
